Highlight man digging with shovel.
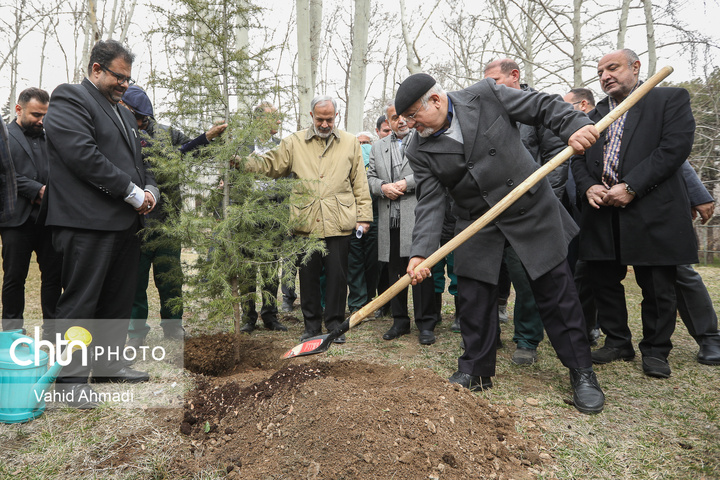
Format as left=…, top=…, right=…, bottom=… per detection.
left=397, top=73, right=605, bottom=414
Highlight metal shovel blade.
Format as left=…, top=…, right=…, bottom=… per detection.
left=282, top=319, right=350, bottom=359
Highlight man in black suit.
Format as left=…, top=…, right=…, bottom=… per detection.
left=44, top=40, right=159, bottom=407
left=1, top=88, right=62, bottom=340
left=396, top=73, right=605, bottom=414
left=0, top=122, right=16, bottom=224
left=571, top=49, right=698, bottom=378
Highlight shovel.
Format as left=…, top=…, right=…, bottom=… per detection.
left=283, top=65, right=675, bottom=359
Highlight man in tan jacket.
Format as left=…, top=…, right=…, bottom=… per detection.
left=250, top=95, right=373, bottom=343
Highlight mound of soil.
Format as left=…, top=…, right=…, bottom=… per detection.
left=184, top=332, right=287, bottom=376
left=178, top=352, right=553, bottom=479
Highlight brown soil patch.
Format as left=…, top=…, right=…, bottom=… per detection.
left=184, top=332, right=288, bottom=376
left=176, top=334, right=551, bottom=479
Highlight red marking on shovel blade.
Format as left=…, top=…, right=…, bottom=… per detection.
left=283, top=338, right=324, bottom=359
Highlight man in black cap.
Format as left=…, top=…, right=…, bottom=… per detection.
left=396, top=72, right=605, bottom=414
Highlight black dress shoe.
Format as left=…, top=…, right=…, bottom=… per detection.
left=91, top=367, right=150, bottom=384
left=418, top=330, right=436, bottom=345
left=163, top=324, right=186, bottom=340
left=450, top=317, right=461, bottom=333
left=642, top=356, right=671, bottom=378
left=382, top=326, right=410, bottom=340
left=698, top=344, right=720, bottom=365
left=54, top=383, right=99, bottom=409
left=448, top=371, right=492, bottom=392
left=569, top=368, right=605, bottom=414
left=299, top=330, right=321, bottom=342
left=239, top=322, right=255, bottom=333
left=264, top=320, right=288, bottom=331
left=591, top=345, right=635, bottom=364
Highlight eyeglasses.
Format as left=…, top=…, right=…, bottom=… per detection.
left=405, top=104, right=425, bottom=120
left=100, top=65, right=135, bottom=86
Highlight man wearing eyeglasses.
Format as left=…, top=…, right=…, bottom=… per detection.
left=43, top=40, right=159, bottom=408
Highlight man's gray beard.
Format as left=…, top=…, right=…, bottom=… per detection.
left=417, top=127, right=435, bottom=138
left=315, top=126, right=332, bottom=138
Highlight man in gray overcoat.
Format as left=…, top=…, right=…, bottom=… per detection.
left=396, top=73, right=605, bottom=414
left=367, top=102, right=437, bottom=345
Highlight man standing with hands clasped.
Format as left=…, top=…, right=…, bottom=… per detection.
left=395, top=72, right=605, bottom=414
left=572, top=49, right=700, bottom=378
left=44, top=40, right=159, bottom=408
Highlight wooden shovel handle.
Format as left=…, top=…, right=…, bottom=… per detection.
left=348, top=66, right=674, bottom=330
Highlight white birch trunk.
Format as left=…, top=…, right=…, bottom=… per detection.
left=399, top=0, right=421, bottom=74
left=643, top=0, right=657, bottom=76
left=309, top=0, right=322, bottom=90
left=617, top=0, right=631, bottom=49
left=296, top=0, right=313, bottom=129
left=346, top=0, right=370, bottom=134
left=572, top=0, right=583, bottom=87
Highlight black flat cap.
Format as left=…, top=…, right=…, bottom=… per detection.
left=395, top=73, right=436, bottom=116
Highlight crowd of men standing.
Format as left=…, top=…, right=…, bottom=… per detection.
left=1, top=38, right=718, bottom=413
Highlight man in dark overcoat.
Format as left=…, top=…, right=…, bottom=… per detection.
left=396, top=73, right=605, bottom=414
left=571, top=49, right=698, bottom=378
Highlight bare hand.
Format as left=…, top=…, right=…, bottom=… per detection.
left=356, top=222, right=370, bottom=233
left=692, top=201, right=715, bottom=224
left=585, top=184, right=608, bottom=209
left=136, top=191, right=156, bottom=215
left=395, top=179, right=407, bottom=193
left=34, top=185, right=46, bottom=205
left=206, top=123, right=228, bottom=140
left=568, top=125, right=599, bottom=154
left=602, top=183, right=634, bottom=208
left=406, top=256, right=430, bottom=285
left=381, top=183, right=404, bottom=200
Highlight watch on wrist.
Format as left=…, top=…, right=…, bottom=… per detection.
left=625, top=183, right=636, bottom=196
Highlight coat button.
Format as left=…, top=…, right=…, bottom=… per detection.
left=316, top=219, right=320, bottom=222
left=594, top=161, right=600, bottom=166
left=489, top=148, right=496, bottom=155
left=467, top=162, right=474, bottom=169
left=518, top=208, right=526, bottom=215
left=481, top=190, right=488, bottom=198
left=320, top=174, right=324, bottom=178
left=506, top=179, right=514, bottom=186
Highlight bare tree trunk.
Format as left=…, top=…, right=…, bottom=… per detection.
left=309, top=0, right=322, bottom=90
left=643, top=0, right=657, bottom=76
left=617, top=0, right=631, bottom=49
left=296, top=0, right=313, bottom=129
left=399, top=0, right=421, bottom=74
left=523, top=3, right=535, bottom=86
left=78, top=0, right=100, bottom=81
left=108, top=0, right=119, bottom=36
left=118, top=0, right=137, bottom=43
left=346, top=0, right=369, bottom=134
left=572, top=0, right=583, bottom=87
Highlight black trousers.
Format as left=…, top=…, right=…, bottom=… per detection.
left=387, top=228, right=436, bottom=331
left=588, top=260, right=677, bottom=359
left=457, top=259, right=592, bottom=377
left=299, top=235, right=350, bottom=333
left=1, top=221, right=62, bottom=334
left=676, top=264, right=720, bottom=347
left=52, top=224, right=141, bottom=382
